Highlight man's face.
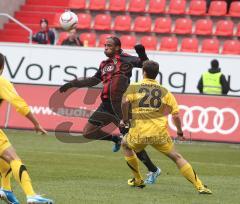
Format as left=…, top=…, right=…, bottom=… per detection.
left=104, top=38, right=119, bottom=58
left=40, top=22, right=48, bottom=30
left=68, top=29, right=77, bottom=40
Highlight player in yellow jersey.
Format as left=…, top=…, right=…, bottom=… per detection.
left=120, top=60, right=212, bottom=194
left=0, top=53, right=53, bottom=204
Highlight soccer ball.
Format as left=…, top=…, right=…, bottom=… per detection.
left=59, top=11, right=78, bottom=30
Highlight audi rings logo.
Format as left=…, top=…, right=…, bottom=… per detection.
left=168, top=105, right=240, bottom=135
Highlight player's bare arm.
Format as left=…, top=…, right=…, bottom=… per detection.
left=172, top=113, right=185, bottom=140
left=25, top=112, right=47, bottom=135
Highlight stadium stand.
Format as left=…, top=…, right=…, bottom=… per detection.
left=188, top=0, right=206, bottom=15
left=0, top=0, right=239, bottom=55
left=79, top=32, right=96, bottom=47
left=160, top=36, right=178, bottom=51
left=140, top=35, right=158, bottom=50
left=154, top=17, right=172, bottom=33
left=181, top=37, right=199, bottom=53
left=201, top=38, right=220, bottom=54
left=128, top=0, right=146, bottom=13
left=120, top=35, right=137, bottom=49
left=114, top=15, right=132, bottom=31
left=222, top=40, right=240, bottom=55
left=109, top=0, right=127, bottom=11
left=208, top=0, right=227, bottom=16
left=148, top=0, right=166, bottom=14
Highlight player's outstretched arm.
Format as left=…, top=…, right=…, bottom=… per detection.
left=59, top=76, right=101, bottom=93
left=25, top=112, right=47, bottom=134
left=172, top=113, right=186, bottom=140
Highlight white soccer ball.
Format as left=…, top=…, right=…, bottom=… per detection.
left=59, top=11, right=78, bottom=30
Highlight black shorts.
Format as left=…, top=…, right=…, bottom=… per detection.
left=88, top=100, right=122, bottom=127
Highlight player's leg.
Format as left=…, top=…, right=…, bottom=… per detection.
left=0, top=158, right=12, bottom=191
left=165, top=146, right=212, bottom=194
left=152, top=134, right=211, bottom=194
left=135, top=150, right=161, bottom=184
left=121, top=137, right=145, bottom=188
left=83, top=103, right=122, bottom=147
left=1, top=146, right=53, bottom=203
left=0, top=130, right=20, bottom=204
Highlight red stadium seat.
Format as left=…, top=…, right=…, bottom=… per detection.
left=94, top=14, right=111, bottom=30
left=222, top=40, right=240, bottom=55
left=57, top=32, right=68, bottom=45
left=133, top=16, right=152, bottom=32
left=109, top=0, right=126, bottom=11
left=215, top=20, right=234, bottom=36
left=154, top=17, right=172, bottom=33
left=201, top=39, right=220, bottom=54
left=77, top=13, right=92, bottom=29
left=160, top=37, right=178, bottom=52
left=98, top=34, right=113, bottom=47
left=188, top=0, right=206, bottom=15
left=120, top=35, right=137, bottom=49
left=140, top=36, right=158, bottom=50
left=128, top=0, right=146, bottom=12
left=148, top=0, right=166, bottom=14
left=229, top=1, right=240, bottom=17
left=208, top=1, right=227, bottom=16
left=236, top=24, right=240, bottom=37
left=180, top=38, right=199, bottom=53
left=79, top=33, right=96, bottom=47
left=174, top=18, right=192, bottom=34
left=168, top=0, right=186, bottom=14
left=68, top=0, right=86, bottom=9
left=114, top=15, right=132, bottom=31
left=89, top=0, right=106, bottom=10
left=195, top=19, right=213, bottom=35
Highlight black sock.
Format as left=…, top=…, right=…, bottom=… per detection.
left=136, top=150, right=158, bottom=172
left=98, top=135, right=121, bottom=143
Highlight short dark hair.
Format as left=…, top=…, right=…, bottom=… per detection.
left=108, top=36, right=121, bottom=47
left=0, top=53, right=5, bottom=69
left=143, top=60, right=159, bottom=79
left=40, top=18, right=48, bottom=25
left=211, top=59, right=219, bottom=69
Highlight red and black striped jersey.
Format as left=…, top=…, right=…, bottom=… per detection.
left=94, top=52, right=143, bottom=101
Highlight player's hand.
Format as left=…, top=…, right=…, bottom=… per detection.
left=177, top=131, right=186, bottom=141
left=35, top=124, right=47, bottom=135
left=59, top=82, right=73, bottom=93
left=134, top=44, right=146, bottom=55
left=119, top=120, right=130, bottom=135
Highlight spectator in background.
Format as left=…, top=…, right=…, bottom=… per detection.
left=197, top=59, right=230, bottom=95
left=32, top=18, right=55, bottom=45
left=61, top=28, right=83, bottom=46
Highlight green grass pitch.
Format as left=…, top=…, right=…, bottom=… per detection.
left=1, top=129, right=240, bottom=204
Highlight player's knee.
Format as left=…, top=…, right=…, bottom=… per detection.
left=173, top=152, right=183, bottom=162
left=1, top=147, right=19, bottom=162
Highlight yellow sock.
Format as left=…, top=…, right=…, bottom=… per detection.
left=125, top=155, right=142, bottom=181
left=0, top=159, right=12, bottom=191
left=180, top=163, right=203, bottom=189
left=10, top=160, right=35, bottom=196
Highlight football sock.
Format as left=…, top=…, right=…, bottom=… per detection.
left=180, top=163, right=203, bottom=189
left=10, top=160, right=35, bottom=196
left=125, top=155, right=142, bottom=181
left=136, top=150, right=158, bottom=172
left=0, top=158, right=12, bottom=191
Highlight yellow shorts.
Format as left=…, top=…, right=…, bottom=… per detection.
left=125, top=131, right=173, bottom=154
left=0, top=129, right=11, bottom=156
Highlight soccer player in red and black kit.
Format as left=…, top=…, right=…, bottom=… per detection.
left=59, top=37, right=161, bottom=184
